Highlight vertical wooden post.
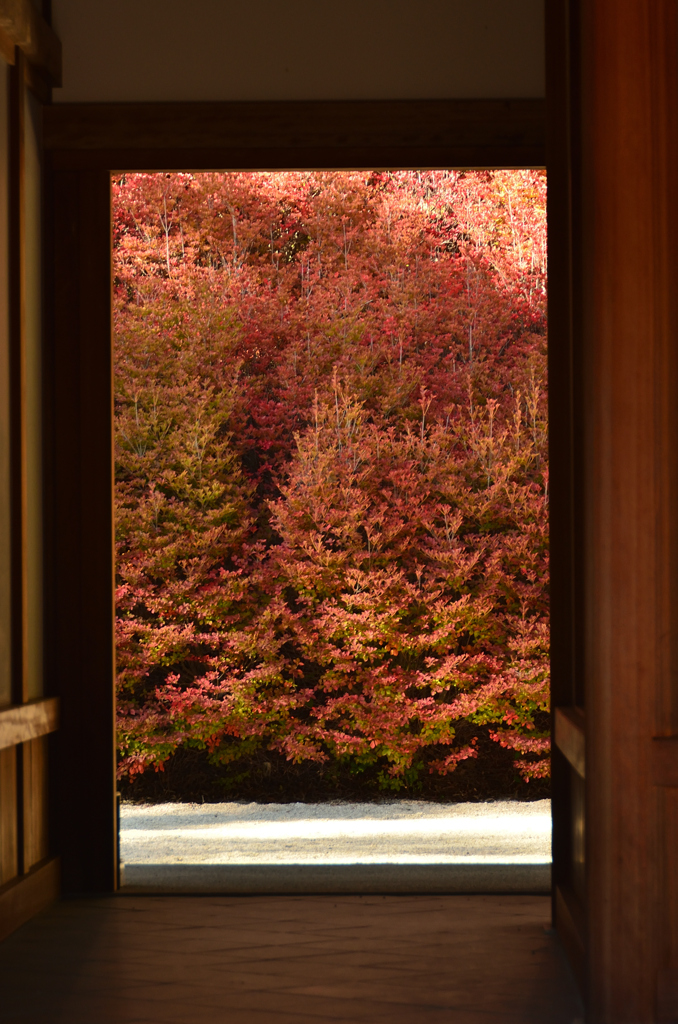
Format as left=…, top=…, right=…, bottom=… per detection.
left=580, top=2, right=678, bottom=1020
left=44, top=167, right=117, bottom=893
left=546, top=0, right=587, bottom=992
left=9, top=50, right=26, bottom=710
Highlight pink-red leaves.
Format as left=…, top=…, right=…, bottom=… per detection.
left=114, top=170, right=549, bottom=789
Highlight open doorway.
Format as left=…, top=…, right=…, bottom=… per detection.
left=111, top=170, right=550, bottom=892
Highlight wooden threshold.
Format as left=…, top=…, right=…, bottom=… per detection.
left=0, top=856, right=60, bottom=943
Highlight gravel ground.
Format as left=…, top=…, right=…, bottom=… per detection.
left=120, top=799, right=551, bottom=866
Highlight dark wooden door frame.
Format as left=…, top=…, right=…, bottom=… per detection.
left=43, top=98, right=549, bottom=897
left=43, top=98, right=545, bottom=172
left=39, top=11, right=678, bottom=1011
left=544, top=1, right=587, bottom=991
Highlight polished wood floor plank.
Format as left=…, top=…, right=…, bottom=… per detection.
left=0, top=894, right=583, bottom=1023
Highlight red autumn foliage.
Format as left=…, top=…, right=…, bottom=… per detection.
left=113, top=170, right=549, bottom=792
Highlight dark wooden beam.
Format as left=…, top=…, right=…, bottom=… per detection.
left=0, top=0, right=61, bottom=86
left=0, top=22, right=13, bottom=64
left=43, top=99, right=545, bottom=171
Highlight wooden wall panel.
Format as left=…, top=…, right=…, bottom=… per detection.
left=657, top=787, right=678, bottom=1021
left=0, top=856, right=59, bottom=944
left=0, top=745, right=17, bottom=884
left=22, top=735, right=47, bottom=871
left=580, top=2, right=678, bottom=1020
left=0, top=14, right=59, bottom=932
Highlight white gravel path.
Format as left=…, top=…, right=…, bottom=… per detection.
left=120, top=799, right=552, bottom=866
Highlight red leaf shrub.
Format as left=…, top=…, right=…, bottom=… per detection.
left=113, top=170, right=549, bottom=791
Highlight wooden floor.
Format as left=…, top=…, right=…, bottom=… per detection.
left=0, top=894, right=584, bottom=1023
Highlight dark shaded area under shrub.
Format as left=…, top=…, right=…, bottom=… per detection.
left=119, top=726, right=550, bottom=804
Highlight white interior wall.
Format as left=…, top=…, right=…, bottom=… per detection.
left=50, top=0, right=545, bottom=103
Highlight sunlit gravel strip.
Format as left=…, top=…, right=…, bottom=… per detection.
left=120, top=799, right=551, bottom=866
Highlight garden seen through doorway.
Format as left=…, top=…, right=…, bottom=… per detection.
left=112, top=171, right=549, bottom=886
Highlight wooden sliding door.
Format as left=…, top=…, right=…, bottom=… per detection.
left=583, top=4, right=678, bottom=1020
left=548, top=2, right=678, bottom=1020
left=0, top=2, right=62, bottom=940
